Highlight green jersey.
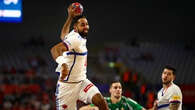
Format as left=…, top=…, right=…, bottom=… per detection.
left=105, top=96, right=143, bottom=110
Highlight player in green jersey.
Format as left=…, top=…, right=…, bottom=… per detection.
left=105, top=81, right=146, bottom=110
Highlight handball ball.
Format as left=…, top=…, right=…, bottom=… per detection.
left=72, top=2, right=83, bottom=14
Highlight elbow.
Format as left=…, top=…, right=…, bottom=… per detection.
left=50, top=46, right=55, bottom=55
left=50, top=46, right=57, bottom=60
left=60, top=36, right=64, bottom=41
left=60, top=33, right=65, bottom=41
left=61, top=33, right=69, bottom=41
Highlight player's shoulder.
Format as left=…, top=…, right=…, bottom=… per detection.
left=69, top=31, right=85, bottom=41
left=66, top=30, right=79, bottom=38
left=170, top=83, right=181, bottom=91
left=123, top=96, right=138, bottom=104
left=157, top=88, right=163, bottom=94
left=168, top=83, right=182, bottom=95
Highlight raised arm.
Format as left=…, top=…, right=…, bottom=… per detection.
left=60, top=4, right=82, bottom=40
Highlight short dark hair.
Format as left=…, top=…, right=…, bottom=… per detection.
left=72, top=15, right=86, bottom=25
left=164, top=65, right=176, bottom=75
left=109, top=80, right=121, bottom=89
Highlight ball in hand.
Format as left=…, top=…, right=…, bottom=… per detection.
left=72, top=2, right=83, bottom=14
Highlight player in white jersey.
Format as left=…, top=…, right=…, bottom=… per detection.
left=149, top=65, right=182, bottom=110
left=50, top=3, right=109, bottom=110
left=55, top=30, right=88, bottom=82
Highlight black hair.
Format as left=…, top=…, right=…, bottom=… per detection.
left=72, top=15, right=87, bottom=25
left=109, top=80, right=121, bottom=88
left=70, top=15, right=87, bottom=30
left=164, top=65, right=176, bottom=75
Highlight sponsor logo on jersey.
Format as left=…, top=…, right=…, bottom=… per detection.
left=62, top=104, right=67, bottom=109
left=84, top=83, right=93, bottom=92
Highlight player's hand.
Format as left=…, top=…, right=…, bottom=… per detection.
left=153, top=100, right=158, bottom=110
left=60, top=63, right=68, bottom=81
left=67, top=4, right=82, bottom=18
left=79, top=105, right=99, bottom=110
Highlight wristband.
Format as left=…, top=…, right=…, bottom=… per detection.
left=63, top=51, right=68, bottom=57
left=56, top=56, right=64, bottom=64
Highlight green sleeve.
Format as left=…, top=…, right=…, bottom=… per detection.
left=125, top=97, right=143, bottom=110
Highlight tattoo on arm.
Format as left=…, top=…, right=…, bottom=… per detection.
left=169, top=103, right=180, bottom=110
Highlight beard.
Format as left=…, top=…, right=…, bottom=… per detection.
left=79, top=31, right=88, bottom=38
left=162, top=79, right=172, bottom=85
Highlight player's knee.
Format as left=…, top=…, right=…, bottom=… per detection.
left=92, top=93, right=109, bottom=110
left=92, top=93, right=103, bottom=104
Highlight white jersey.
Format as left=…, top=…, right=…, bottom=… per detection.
left=157, top=82, right=182, bottom=110
left=55, top=30, right=87, bottom=82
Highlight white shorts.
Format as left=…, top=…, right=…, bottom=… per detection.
left=55, top=79, right=100, bottom=110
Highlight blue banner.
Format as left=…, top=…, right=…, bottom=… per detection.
left=0, top=0, right=22, bottom=23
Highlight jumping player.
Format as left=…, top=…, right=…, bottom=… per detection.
left=50, top=3, right=109, bottom=110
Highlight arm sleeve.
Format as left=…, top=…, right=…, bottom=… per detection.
left=169, top=89, right=182, bottom=104
left=126, top=98, right=143, bottom=110
left=63, top=32, right=81, bottom=50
